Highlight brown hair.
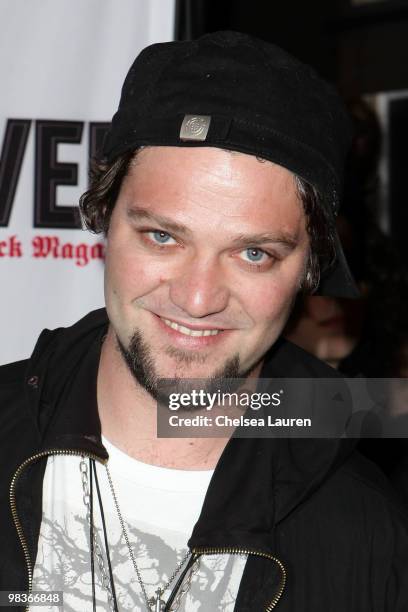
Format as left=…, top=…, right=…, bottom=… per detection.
left=80, top=149, right=336, bottom=293
left=80, top=151, right=136, bottom=233
left=294, top=177, right=336, bottom=293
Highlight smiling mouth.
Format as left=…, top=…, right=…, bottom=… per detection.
left=160, top=317, right=222, bottom=337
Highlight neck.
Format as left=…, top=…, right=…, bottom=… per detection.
left=97, top=326, right=229, bottom=470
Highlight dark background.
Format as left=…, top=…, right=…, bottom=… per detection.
left=174, top=0, right=408, bottom=265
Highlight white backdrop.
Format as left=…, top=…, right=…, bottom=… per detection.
left=0, top=0, right=175, bottom=364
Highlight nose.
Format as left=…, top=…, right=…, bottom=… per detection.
left=168, top=256, right=230, bottom=318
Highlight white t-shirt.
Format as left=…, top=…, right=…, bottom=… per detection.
left=31, top=437, right=247, bottom=610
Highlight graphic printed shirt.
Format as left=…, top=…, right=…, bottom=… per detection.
left=31, top=436, right=247, bottom=610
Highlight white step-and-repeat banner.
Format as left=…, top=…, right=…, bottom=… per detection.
left=0, top=0, right=175, bottom=364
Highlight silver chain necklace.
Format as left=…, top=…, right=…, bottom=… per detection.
left=80, top=458, right=200, bottom=611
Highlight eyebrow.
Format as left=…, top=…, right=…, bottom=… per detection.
left=127, top=207, right=193, bottom=237
left=230, top=233, right=298, bottom=250
left=127, top=206, right=298, bottom=250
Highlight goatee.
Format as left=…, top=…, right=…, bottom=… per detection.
left=117, top=330, right=256, bottom=403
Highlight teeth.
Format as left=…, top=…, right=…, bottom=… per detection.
left=161, top=318, right=221, bottom=337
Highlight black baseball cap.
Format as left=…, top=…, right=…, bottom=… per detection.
left=103, top=31, right=359, bottom=298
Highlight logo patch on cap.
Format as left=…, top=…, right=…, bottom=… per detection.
left=180, top=115, right=211, bottom=141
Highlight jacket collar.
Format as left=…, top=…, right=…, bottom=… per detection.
left=25, top=308, right=109, bottom=460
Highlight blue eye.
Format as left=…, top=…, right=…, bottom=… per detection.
left=244, top=248, right=266, bottom=263
left=152, top=230, right=172, bottom=244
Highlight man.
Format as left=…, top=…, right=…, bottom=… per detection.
left=1, top=31, right=407, bottom=611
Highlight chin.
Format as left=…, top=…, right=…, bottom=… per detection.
left=116, top=327, right=249, bottom=400
left=158, top=360, right=224, bottom=380
left=320, top=337, right=358, bottom=365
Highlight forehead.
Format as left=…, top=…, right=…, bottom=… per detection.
left=117, top=146, right=306, bottom=238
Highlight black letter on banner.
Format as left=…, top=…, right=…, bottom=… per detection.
left=34, top=120, right=83, bottom=228
left=89, top=122, right=110, bottom=162
left=0, top=119, right=31, bottom=227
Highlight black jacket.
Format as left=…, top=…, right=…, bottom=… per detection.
left=1, top=309, right=408, bottom=611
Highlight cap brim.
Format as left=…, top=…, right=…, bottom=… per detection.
left=316, top=230, right=361, bottom=299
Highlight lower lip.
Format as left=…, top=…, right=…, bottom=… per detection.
left=154, top=315, right=230, bottom=348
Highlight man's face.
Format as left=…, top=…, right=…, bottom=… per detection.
left=104, top=146, right=309, bottom=389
